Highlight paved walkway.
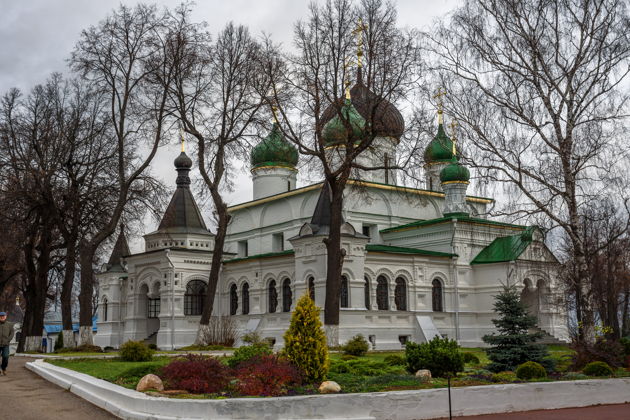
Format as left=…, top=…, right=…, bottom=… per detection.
left=0, top=356, right=116, bottom=420
left=436, top=403, right=630, bottom=419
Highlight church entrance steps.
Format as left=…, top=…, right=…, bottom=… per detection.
left=529, top=327, right=565, bottom=345
left=415, top=315, right=441, bottom=342
left=27, top=358, right=630, bottom=420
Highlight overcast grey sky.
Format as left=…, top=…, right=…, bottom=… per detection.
left=0, top=0, right=459, bottom=250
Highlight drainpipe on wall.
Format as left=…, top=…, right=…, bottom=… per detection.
left=165, top=249, right=175, bottom=350
left=118, top=275, right=124, bottom=348
left=450, top=219, right=461, bottom=342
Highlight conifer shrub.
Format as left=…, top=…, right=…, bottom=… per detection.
left=582, top=361, right=613, bottom=377
left=483, top=286, right=552, bottom=372
left=462, top=352, right=480, bottom=365
left=119, top=340, right=154, bottom=362
left=56, top=344, right=103, bottom=353
left=330, top=359, right=404, bottom=376
left=227, top=343, right=272, bottom=368
left=491, top=371, right=516, bottom=383
left=160, top=355, right=231, bottom=394
left=405, top=336, right=464, bottom=378
left=54, top=332, right=64, bottom=352
left=234, top=354, right=302, bottom=396
left=383, top=354, right=406, bottom=366
left=340, top=354, right=358, bottom=361
left=283, top=293, right=329, bottom=383
left=515, top=361, right=547, bottom=380
left=342, top=334, right=369, bottom=356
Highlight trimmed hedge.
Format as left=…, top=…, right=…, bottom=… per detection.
left=515, top=361, right=546, bottom=380
left=582, top=361, right=613, bottom=377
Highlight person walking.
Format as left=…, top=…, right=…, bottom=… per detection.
left=0, top=311, right=15, bottom=376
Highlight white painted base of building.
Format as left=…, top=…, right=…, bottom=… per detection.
left=27, top=359, right=630, bottom=420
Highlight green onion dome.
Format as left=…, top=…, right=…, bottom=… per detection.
left=322, top=98, right=366, bottom=146
left=251, top=123, right=299, bottom=169
left=424, top=122, right=455, bottom=164
left=440, top=160, right=470, bottom=183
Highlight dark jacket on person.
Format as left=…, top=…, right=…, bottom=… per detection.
left=0, top=321, right=15, bottom=346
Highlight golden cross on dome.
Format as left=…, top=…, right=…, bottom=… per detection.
left=352, top=18, right=368, bottom=68
left=433, top=88, right=446, bottom=123
left=449, top=119, right=458, bottom=156
left=343, top=59, right=352, bottom=99
left=179, top=125, right=186, bottom=152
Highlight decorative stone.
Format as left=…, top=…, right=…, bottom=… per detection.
left=318, top=380, right=341, bottom=394
left=136, top=374, right=164, bottom=392
left=415, top=369, right=432, bottom=381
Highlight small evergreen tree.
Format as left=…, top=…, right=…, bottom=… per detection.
left=283, top=293, right=329, bottom=382
left=483, top=285, right=551, bottom=372
left=54, top=332, right=64, bottom=352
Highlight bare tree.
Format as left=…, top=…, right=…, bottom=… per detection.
left=70, top=4, right=176, bottom=344
left=163, top=7, right=273, bottom=344
left=0, top=80, right=67, bottom=351
left=266, top=0, right=421, bottom=344
left=427, top=0, right=630, bottom=341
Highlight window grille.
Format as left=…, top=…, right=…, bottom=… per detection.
left=184, top=280, right=207, bottom=316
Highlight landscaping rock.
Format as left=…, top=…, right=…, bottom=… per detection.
left=136, top=374, right=164, bottom=392
left=415, top=369, right=432, bottom=381
left=318, top=380, right=341, bottom=393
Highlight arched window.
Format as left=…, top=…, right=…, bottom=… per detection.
left=102, top=297, right=108, bottom=322
left=376, top=276, right=389, bottom=310
left=340, top=276, right=349, bottom=308
left=242, top=283, right=250, bottom=315
left=432, top=279, right=443, bottom=312
left=364, top=276, right=371, bottom=309
left=395, top=277, right=407, bottom=311
left=268, top=280, right=278, bottom=313
left=308, top=276, right=315, bottom=302
left=282, top=278, right=292, bottom=312
left=229, top=284, right=238, bottom=316
left=184, top=280, right=207, bottom=316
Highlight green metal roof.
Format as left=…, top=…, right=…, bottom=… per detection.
left=251, top=123, right=298, bottom=168
left=224, top=249, right=295, bottom=264
left=424, top=122, right=454, bottom=163
left=322, top=98, right=366, bottom=146
left=470, top=227, right=535, bottom=265
left=440, top=160, right=470, bottom=183
left=366, top=244, right=456, bottom=258
left=381, top=215, right=526, bottom=234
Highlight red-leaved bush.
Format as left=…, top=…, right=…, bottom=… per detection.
left=160, top=355, right=232, bottom=394
left=235, top=355, right=302, bottom=397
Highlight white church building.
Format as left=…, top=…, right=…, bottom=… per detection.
left=95, top=75, right=569, bottom=350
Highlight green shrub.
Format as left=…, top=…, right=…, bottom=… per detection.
left=405, top=336, right=464, bottom=378
left=582, top=361, right=613, bottom=377
left=515, top=361, right=547, bottom=380
left=179, top=344, right=229, bottom=351
left=462, top=352, right=480, bottom=365
left=283, top=294, right=329, bottom=383
left=342, top=335, right=369, bottom=357
left=119, top=340, right=154, bottom=362
left=619, top=337, right=630, bottom=357
left=148, top=343, right=158, bottom=350
left=54, top=332, right=64, bottom=352
left=329, top=359, right=404, bottom=376
left=56, top=344, right=103, bottom=353
left=227, top=343, right=272, bottom=368
left=383, top=354, right=406, bottom=366
left=340, top=354, right=357, bottom=361
left=561, top=372, right=588, bottom=380
left=491, top=371, right=516, bottom=383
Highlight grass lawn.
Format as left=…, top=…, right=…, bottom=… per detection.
left=47, top=357, right=172, bottom=388
left=46, top=344, right=627, bottom=397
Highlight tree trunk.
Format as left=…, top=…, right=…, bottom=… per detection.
left=61, top=238, right=77, bottom=348
left=323, top=180, right=346, bottom=347
left=195, top=198, right=229, bottom=345
left=78, top=242, right=96, bottom=345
